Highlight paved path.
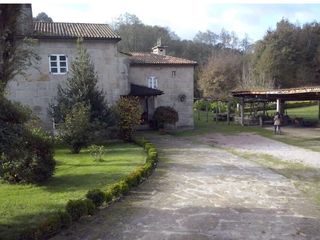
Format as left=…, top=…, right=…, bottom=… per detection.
left=53, top=135, right=320, bottom=240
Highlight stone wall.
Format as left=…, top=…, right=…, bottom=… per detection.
left=129, top=65, right=194, bottom=128
left=7, top=39, right=129, bottom=129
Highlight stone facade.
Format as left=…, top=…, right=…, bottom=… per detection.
left=7, top=4, right=195, bottom=129
left=7, top=39, right=129, bottom=129
left=129, top=65, right=194, bottom=127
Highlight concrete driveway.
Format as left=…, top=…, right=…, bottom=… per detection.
left=52, top=134, right=320, bottom=240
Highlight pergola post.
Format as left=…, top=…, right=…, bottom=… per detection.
left=240, top=98, right=244, bottom=126
left=227, top=100, right=230, bottom=125
left=318, top=100, right=320, bottom=121
left=276, top=99, right=285, bottom=114
left=215, top=101, right=219, bottom=123
left=205, top=100, right=209, bottom=123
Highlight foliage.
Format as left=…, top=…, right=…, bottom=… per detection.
left=0, top=98, right=55, bottom=184
left=86, top=189, right=105, bottom=207
left=84, top=199, right=96, bottom=215
left=33, top=12, right=53, bottom=22
left=51, top=39, right=114, bottom=128
left=199, top=50, right=243, bottom=98
left=153, top=106, right=179, bottom=128
left=0, top=4, right=40, bottom=94
left=88, top=144, right=105, bottom=162
left=249, top=19, right=320, bottom=88
left=114, top=96, right=142, bottom=141
left=65, top=199, right=88, bottom=221
left=59, top=102, right=91, bottom=154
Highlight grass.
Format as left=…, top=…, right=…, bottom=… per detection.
left=230, top=150, right=320, bottom=206
left=0, top=142, right=145, bottom=240
left=267, top=105, right=319, bottom=121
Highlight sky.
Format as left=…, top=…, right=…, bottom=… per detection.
left=10, top=0, right=320, bottom=42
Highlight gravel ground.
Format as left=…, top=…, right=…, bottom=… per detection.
left=198, top=133, right=320, bottom=168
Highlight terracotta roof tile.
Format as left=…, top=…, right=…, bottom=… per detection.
left=130, top=52, right=197, bottom=65
left=33, top=22, right=121, bottom=40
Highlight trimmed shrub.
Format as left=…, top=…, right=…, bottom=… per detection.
left=65, top=199, right=88, bottom=221
left=88, top=144, right=105, bottom=162
left=118, top=180, right=130, bottom=195
left=38, top=214, right=62, bottom=238
left=153, top=106, right=179, bottom=129
left=125, top=171, right=140, bottom=188
left=104, top=190, right=113, bottom=203
left=86, top=189, right=105, bottom=207
left=84, top=199, right=96, bottom=215
left=108, top=183, right=122, bottom=198
left=114, top=96, right=143, bottom=141
left=57, top=211, right=72, bottom=229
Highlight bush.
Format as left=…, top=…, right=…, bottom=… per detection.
left=59, top=102, right=91, bottom=154
left=57, top=211, right=72, bottom=229
left=0, top=98, right=56, bottom=184
left=86, top=189, right=105, bottom=207
left=65, top=199, right=88, bottom=221
left=104, top=190, right=113, bottom=203
left=153, top=106, right=179, bottom=129
left=118, top=180, right=130, bottom=195
left=84, top=199, right=96, bottom=215
left=114, top=96, right=142, bottom=141
left=88, top=144, right=105, bottom=162
left=0, top=127, right=55, bottom=184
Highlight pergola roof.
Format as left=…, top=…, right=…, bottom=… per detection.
left=232, top=86, right=320, bottom=101
left=129, top=84, right=164, bottom=97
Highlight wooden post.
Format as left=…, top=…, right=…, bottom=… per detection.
left=263, top=102, right=266, bottom=116
left=205, top=100, right=209, bottom=122
left=240, top=98, right=244, bottom=126
left=318, top=100, right=320, bottom=121
left=216, top=101, right=219, bottom=123
left=227, top=100, right=230, bottom=125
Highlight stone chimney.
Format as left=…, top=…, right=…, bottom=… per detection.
left=152, top=38, right=167, bottom=55
left=16, top=4, right=33, bottom=36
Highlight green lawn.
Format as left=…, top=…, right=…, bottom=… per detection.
left=0, top=142, right=145, bottom=240
left=268, top=105, right=319, bottom=120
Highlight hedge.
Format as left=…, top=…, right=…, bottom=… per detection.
left=19, top=137, right=158, bottom=240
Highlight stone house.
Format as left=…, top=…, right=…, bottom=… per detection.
left=7, top=4, right=196, bottom=129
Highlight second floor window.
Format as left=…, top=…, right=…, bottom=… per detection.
left=148, top=76, right=158, bottom=89
left=49, top=54, right=68, bottom=74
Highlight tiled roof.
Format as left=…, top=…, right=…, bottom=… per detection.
left=130, top=52, right=197, bottom=65
left=33, top=22, right=121, bottom=40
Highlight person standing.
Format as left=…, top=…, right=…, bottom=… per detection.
left=274, top=112, right=281, bottom=134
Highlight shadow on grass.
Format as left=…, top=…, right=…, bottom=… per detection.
left=43, top=172, right=126, bottom=193
left=0, top=205, right=64, bottom=240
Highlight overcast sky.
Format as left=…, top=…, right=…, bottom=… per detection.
left=17, top=0, right=320, bottom=42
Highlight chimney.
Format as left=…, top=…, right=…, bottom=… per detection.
left=16, top=4, right=33, bottom=36
left=152, top=38, right=167, bottom=55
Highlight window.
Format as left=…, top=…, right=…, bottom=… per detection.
left=172, top=71, right=176, bottom=78
left=147, top=76, right=158, bottom=89
left=49, top=54, right=68, bottom=74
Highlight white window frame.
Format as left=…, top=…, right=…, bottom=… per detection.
left=49, top=54, right=68, bottom=75
left=147, top=76, right=158, bottom=89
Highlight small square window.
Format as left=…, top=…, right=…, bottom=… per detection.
left=49, top=54, right=68, bottom=74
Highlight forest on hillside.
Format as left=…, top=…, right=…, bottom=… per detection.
left=112, top=13, right=320, bottom=99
